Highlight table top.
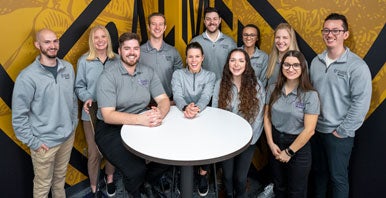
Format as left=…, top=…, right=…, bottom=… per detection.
left=121, top=106, right=252, bottom=166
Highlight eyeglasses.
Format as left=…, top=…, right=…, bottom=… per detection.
left=282, top=62, right=301, bottom=70
left=242, top=34, right=257, bottom=38
left=321, top=29, right=346, bottom=35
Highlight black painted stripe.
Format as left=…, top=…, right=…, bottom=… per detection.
left=364, top=24, right=386, bottom=78
left=215, top=0, right=233, bottom=29
left=57, top=0, right=111, bottom=58
left=133, top=0, right=138, bottom=32
left=182, top=0, right=188, bottom=43
left=246, top=0, right=316, bottom=63
left=137, top=0, right=148, bottom=44
left=106, top=22, right=119, bottom=53
left=159, top=0, right=164, bottom=14
left=0, top=64, right=13, bottom=108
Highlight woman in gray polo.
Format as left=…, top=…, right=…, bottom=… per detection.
left=264, top=50, right=320, bottom=198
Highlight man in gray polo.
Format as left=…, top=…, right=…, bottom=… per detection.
left=139, top=12, right=183, bottom=102
left=95, top=32, right=170, bottom=197
left=190, top=7, right=236, bottom=80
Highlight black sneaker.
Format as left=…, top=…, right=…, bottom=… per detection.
left=105, top=177, right=116, bottom=197
left=83, top=190, right=104, bottom=198
left=198, top=173, right=209, bottom=197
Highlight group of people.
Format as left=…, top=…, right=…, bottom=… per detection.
left=11, top=6, right=371, bottom=198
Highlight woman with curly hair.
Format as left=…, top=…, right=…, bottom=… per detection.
left=212, top=48, right=265, bottom=197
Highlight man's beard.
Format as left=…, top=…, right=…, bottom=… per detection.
left=40, top=47, right=58, bottom=59
left=121, top=55, right=138, bottom=67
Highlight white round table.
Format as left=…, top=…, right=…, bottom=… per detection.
left=121, top=106, right=252, bottom=198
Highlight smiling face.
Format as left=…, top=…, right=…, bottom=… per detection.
left=204, top=11, right=221, bottom=34
left=282, top=56, right=302, bottom=81
left=119, top=39, right=140, bottom=67
left=323, top=19, right=349, bottom=50
left=35, top=29, right=59, bottom=59
left=275, top=28, right=291, bottom=54
left=229, top=51, right=246, bottom=78
left=242, top=26, right=258, bottom=48
left=149, top=15, right=166, bottom=39
left=92, top=28, right=108, bottom=51
left=186, top=48, right=204, bottom=73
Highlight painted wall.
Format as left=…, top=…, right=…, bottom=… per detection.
left=0, top=0, right=385, bottom=197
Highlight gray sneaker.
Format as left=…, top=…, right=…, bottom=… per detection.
left=257, top=183, right=274, bottom=198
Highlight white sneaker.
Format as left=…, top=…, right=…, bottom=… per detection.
left=257, top=183, right=274, bottom=198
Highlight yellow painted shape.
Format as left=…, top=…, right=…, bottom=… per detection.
left=367, top=63, right=386, bottom=118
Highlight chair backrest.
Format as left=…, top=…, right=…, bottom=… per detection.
left=88, top=102, right=98, bottom=134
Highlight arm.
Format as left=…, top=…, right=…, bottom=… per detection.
left=74, top=57, right=93, bottom=102
left=263, top=105, right=281, bottom=157
left=211, top=80, right=221, bottom=108
left=277, top=114, right=318, bottom=163
left=171, top=70, right=188, bottom=110
left=173, top=49, right=183, bottom=71
left=12, top=75, right=43, bottom=151
left=335, top=63, right=372, bottom=137
left=259, top=54, right=269, bottom=87
left=195, top=72, right=216, bottom=111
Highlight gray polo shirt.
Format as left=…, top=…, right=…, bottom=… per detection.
left=266, top=85, right=320, bottom=135
left=310, top=48, right=372, bottom=137
left=96, top=62, right=165, bottom=120
left=191, top=31, right=236, bottom=80
left=238, top=46, right=269, bottom=86
left=139, top=41, right=183, bottom=98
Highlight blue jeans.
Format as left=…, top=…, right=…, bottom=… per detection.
left=222, top=144, right=256, bottom=198
left=271, top=128, right=312, bottom=198
left=95, top=120, right=169, bottom=195
left=310, top=132, right=354, bottom=198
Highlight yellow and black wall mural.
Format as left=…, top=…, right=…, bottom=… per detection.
left=0, top=0, right=385, bottom=197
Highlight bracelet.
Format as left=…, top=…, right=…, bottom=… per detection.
left=284, top=149, right=292, bottom=157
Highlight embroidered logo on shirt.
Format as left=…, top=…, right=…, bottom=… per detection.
left=138, top=79, right=149, bottom=86
left=333, top=69, right=347, bottom=78
left=221, top=44, right=229, bottom=49
left=165, top=55, right=172, bottom=61
left=61, top=73, right=70, bottom=79
left=295, top=101, right=305, bottom=109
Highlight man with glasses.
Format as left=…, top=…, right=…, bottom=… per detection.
left=190, top=7, right=236, bottom=80
left=309, top=13, right=372, bottom=198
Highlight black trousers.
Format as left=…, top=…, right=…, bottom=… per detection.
left=271, top=128, right=311, bottom=198
left=95, top=120, right=169, bottom=195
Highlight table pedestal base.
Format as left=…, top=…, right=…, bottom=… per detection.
left=180, top=166, right=193, bottom=198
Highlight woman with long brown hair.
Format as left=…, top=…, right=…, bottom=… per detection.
left=212, top=48, right=265, bottom=197
left=264, top=50, right=320, bottom=197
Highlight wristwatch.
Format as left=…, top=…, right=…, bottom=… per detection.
left=287, top=147, right=295, bottom=156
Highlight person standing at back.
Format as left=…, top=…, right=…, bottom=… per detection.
left=139, top=12, right=183, bottom=104
left=75, top=25, right=119, bottom=198
left=309, top=13, right=372, bottom=198
left=239, top=24, right=269, bottom=86
left=190, top=7, right=236, bottom=80
left=266, top=23, right=300, bottom=87
left=12, top=28, right=78, bottom=198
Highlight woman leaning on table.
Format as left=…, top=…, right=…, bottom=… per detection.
left=264, top=50, right=320, bottom=198
left=212, top=48, right=265, bottom=198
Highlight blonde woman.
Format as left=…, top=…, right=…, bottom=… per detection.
left=75, top=25, right=119, bottom=197
left=266, top=23, right=300, bottom=87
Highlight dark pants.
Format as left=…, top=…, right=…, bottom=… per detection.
left=94, top=120, right=169, bottom=195
left=310, top=132, right=354, bottom=198
left=271, top=128, right=311, bottom=198
left=222, top=144, right=256, bottom=198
